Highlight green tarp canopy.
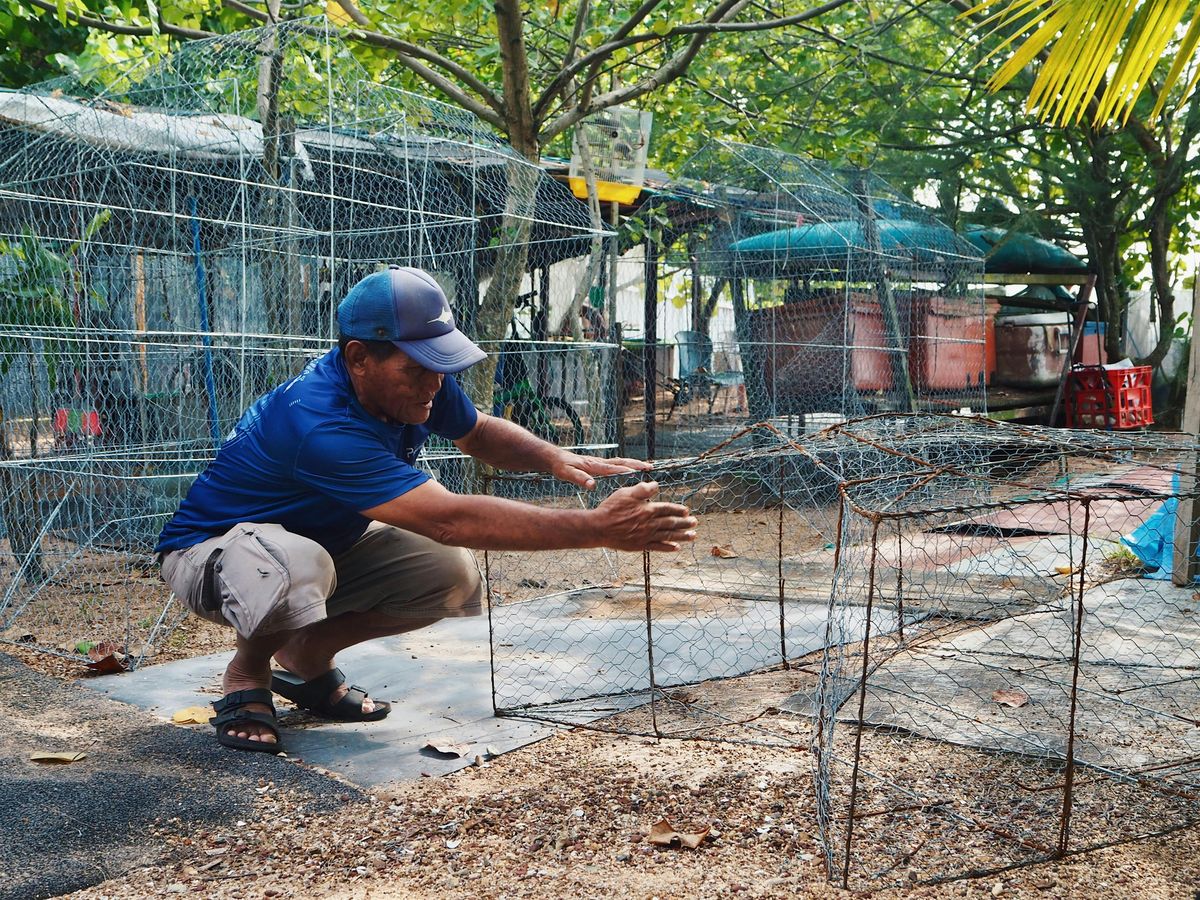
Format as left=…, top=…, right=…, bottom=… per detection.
left=719, top=219, right=973, bottom=278
left=961, top=226, right=1087, bottom=275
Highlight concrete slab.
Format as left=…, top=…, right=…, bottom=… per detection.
left=793, top=576, right=1200, bottom=778
left=84, top=615, right=565, bottom=788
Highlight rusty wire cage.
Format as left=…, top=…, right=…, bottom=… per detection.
left=486, top=414, right=1200, bottom=887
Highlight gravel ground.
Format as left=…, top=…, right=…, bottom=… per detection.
left=0, top=652, right=356, bottom=900
left=60, top=724, right=1200, bottom=900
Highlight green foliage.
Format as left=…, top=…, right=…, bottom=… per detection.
left=1103, top=545, right=1145, bottom=575
left=0, top=0, right=91, bottom=86
left=969, top=0, right=1200, bottom=127
left=0, top=209, right=111, bottom=391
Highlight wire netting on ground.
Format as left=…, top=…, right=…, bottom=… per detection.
left=0, top=19, right=614, bottom=663
left=487, top=414, right=1200, bottom=888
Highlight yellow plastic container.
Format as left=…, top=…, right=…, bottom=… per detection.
left=568, top=177, right=642, bottom=204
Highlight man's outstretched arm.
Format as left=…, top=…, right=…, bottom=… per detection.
left=453, top=412, right=650, bottom=490
left=360, top=479, right=695, bottom=553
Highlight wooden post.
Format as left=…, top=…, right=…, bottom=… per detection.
left=643, top=227, right=658, bottom=461
left=1048, top=274, right=1096, bottom=427
left=1172, top=274, right=1200, bottom=586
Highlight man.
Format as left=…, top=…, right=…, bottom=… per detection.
left=157, top=265, right=697, bottom=753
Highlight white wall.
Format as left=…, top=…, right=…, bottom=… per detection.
left=507, top=248, right=741, bottom=379
left=1125, top=287, right=1192, bottom=378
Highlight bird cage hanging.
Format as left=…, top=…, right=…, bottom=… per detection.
left=568, top=106, right=653, bottom=205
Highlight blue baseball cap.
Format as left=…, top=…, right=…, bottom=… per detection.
left=336, top=266, right=486, bottom=373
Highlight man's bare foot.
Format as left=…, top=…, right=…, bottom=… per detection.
left=273, top=647, right=377, bottom=716
left=221, top=671, right=277, bottom=745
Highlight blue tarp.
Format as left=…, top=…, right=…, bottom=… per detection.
left=961, top=226, right=1087, bottom=275
left=1120, top=473, right=1199, bottom=581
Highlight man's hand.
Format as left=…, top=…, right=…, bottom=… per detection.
left=594, top=481, right=697, bottom=552
left=551, top=453, right=651, bottom=490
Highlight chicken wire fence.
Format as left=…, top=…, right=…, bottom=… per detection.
left=486, top=414, right=1200, bottom=888
left=0, top=19, right=617, bottom=663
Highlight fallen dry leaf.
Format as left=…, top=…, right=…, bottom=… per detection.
left=710, top=545, right=738, bottom=559
left=30, top=751, right=86, bottom=764
left=85, top=653, right=128, bottom=675
left=992, top=688, right=1030, bottom=708
left=83, top=640, right=128, bottom=675
left=647, top=818, right=711, bottom=850
left=422, top=741, right=470, bottom=758
left=172, top=706, right=214, bottom=725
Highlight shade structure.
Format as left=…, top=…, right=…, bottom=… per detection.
left=962, top=226, right=1087, bottom=275
left=725, top=218, right=967, bottom=279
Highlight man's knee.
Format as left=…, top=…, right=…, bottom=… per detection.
left=425, top=546, right=483, bottom=608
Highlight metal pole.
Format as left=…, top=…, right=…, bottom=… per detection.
left=778, top=456, right=788, bottom=667
left=643, top=224, right=658, bottom=460
left=842, top=516, right=882, bottom=888
left=643, top=545, right=659, bottom=736
left=1057, top=499, right=1091, bottom=856
left=1048, top=274, right=1096, bottom=426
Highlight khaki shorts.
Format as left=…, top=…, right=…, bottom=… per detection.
left=160, top=521, right=483, bottom=639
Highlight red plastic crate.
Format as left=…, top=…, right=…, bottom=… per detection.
left=1064, top=365, right=1153, bottom=429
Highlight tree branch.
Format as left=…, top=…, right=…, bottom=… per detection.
left=537, top=0, right=592, bottom=119
left=533, top=0, right=668, bottom=119
left=537, top=0, right=853, bottom=120
left=220, top=0, right=506, bottom=126
left=24, top=0, right=214, bottom=39
left=542, top=0, right=764, bottom=140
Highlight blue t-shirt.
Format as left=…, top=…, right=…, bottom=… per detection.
left=156, top=347, right=478, bottom=555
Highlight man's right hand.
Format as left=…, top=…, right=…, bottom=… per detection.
left=594, top=481, right=697, bottom=552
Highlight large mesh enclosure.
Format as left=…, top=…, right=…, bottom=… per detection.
left=617, top=140, right=987, bottom=460
left=487, top=414, right=1200, bottom=887
left=0, top=20, right=616, bottom=664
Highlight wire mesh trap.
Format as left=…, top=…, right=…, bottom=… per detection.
left=486, top=414, right=1200, bottom=888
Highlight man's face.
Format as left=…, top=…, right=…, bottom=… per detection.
left=348, top=344, right=444, bottom=425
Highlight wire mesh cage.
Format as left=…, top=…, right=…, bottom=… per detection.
left=0, top=19, right=615, bottom=664
left=486, top=414, right=1200, bottom=887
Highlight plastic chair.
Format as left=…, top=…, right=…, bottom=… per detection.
left=667, top=330, right=745, bottom=418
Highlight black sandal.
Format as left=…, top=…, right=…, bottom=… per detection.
left=212, top=688, right=285, bottom=754
left=270, top=667, right=391, bottom=722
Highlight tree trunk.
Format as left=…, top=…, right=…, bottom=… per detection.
left=557, top=127, right=605, bottom=339
left=1070, top=133, right=1128, bottom=363
left=1136, top=96, right=1200, bottom=369
left=696, top=277, right=727, bottom=338
left=474, top=0, right=541, bottom=407
left=256, top=14, right=303, bottom=378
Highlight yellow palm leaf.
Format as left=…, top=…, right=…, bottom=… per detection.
left=966, top=0, right=1200, bottom=126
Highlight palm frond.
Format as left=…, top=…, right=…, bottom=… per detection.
left=967, top=0, right=1200, bottom=126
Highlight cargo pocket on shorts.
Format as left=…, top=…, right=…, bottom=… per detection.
left=215, top=526, right=291, bottom=638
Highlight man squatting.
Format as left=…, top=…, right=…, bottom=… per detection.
left=156, top=266, right=698, bottom=752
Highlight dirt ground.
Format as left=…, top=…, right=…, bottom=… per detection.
left=63, top=723, right=1200, bottom=900
left=5, top=496, right=1200, bottom=897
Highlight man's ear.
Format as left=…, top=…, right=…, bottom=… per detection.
left=342, top=340, right=369, bottom=372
